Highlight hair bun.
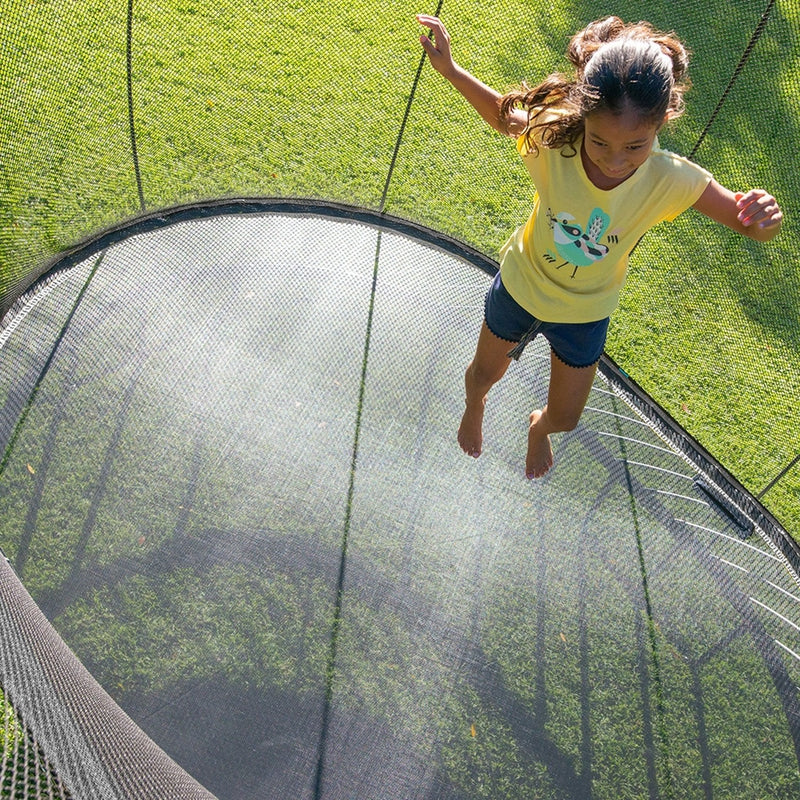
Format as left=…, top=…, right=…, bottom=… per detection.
left=567, top=16, right=626, bottom=70
left=568, top=17, right=689, bottom=84
left=653, top=36, right=690, bottom=83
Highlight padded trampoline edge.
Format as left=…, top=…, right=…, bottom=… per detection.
left=0, top=555, right=217, bottom=800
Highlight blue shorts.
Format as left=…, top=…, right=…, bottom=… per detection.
left=484, top=272, right=609, bottom=368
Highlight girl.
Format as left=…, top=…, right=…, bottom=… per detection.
left=416, top=14, right=783, bottom=479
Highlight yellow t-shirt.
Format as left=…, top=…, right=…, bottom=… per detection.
left=499, top=133, right=712, bottom=323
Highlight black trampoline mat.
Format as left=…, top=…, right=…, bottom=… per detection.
left=1, top=208, right=799, bottom=799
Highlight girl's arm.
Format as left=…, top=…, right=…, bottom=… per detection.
left=692, top=180, right=783, bottom=243
left=416, top=14, right=528, bottom=137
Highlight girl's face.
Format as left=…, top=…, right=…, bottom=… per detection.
left=582, top=108, right=662, bottom=188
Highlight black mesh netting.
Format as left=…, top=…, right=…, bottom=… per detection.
left=1, top=0, right=799, bottom=798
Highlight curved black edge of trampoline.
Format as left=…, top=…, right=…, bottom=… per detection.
left=0, top=198, right=498, bottom=324
left=597, top=357, right=800, bottom=572
left=4, top=196, right=793, bottom=560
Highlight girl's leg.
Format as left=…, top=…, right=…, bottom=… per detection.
left=458, top=321, right=514, bottom=458
left=526, top=352, right=597, bottom=478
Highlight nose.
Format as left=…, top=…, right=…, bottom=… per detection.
left=608, top=151, right=628, bottom=169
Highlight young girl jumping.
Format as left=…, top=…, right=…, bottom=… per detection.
left=416, top=13, right=783, bottom=479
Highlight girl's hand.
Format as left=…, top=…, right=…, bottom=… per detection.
left=694, top=181, right=783, bottom=242
left=736, top=189, right=783, bottom=233
left=414, top=14, right=518, bottom=136
left=416, top=14, right=457, bottom=79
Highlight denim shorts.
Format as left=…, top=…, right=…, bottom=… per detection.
left=484, top=271, right=609, bottom=368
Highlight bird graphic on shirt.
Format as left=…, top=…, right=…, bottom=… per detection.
left=547, top=208, right=611, bottom=277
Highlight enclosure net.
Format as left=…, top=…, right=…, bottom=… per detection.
left=1, top=0, right=799, bottom=799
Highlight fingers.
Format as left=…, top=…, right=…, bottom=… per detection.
left=415, top=13, right=454, bottom=75
left=415, top=13, right=444, bottom=33
left=416, top=14, right=448, bottom=48
left=417, top=14, right=440, bottom=44
left=736, top=189, right=783, bottom=229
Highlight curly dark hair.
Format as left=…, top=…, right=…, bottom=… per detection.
left=500, top=17, right=691, bottom=155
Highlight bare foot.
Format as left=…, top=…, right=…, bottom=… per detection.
left=458, top=400, right=485, bottom=458
left=526, top=410, right=553, bottom=478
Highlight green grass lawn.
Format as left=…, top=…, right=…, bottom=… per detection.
left=1, top=3, right=799, bottom=788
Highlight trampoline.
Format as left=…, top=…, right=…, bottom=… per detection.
left=2, top=1, right=799, bottom=799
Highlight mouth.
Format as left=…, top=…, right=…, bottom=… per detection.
left=602, top=166, right=632, bottom=178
